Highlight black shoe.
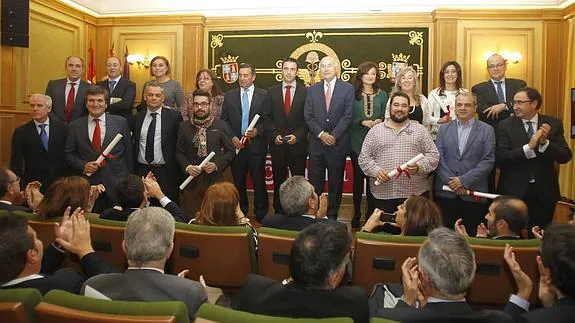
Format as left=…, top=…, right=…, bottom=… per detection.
left=351, top=217, right=361, bottom=229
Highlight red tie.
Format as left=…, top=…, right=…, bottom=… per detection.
left=65, top=83, right=76, bottom=123
left=284, top=85, right=291, bottom=116
left=92, top=118, right=102, bottom=153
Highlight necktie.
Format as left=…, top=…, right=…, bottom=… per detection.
left=92, top=118, right=101, bottom=153
left=241, top=89, right=250, bottom=134
left=284, top=85, right=292, bottom=116
left=494, top=81, right=505, bottom=104
left=525, top=121, right=534, bottom=139
left=325, top=82, right=332, bottom=112
left=65, top=83, right=76, bottom=123
left=146, top=112, right=158, bottom=164
left=39, top=124, right=48, bottom=151
left=109, top=80, right=117, bottom=94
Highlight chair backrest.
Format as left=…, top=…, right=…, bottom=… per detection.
left=467, top=238, right=541, bottom=305
left=0, top=288, right=42, bottom=323
left=169, top=223, right=256, bottom=288
left=257, top=227, right=299, bottom=281
left=86, top=218, right=128, bottom=272
left=352, top=233, right=426, bottom=295
left=40, top=290, right=188, bottom=323
left=195, top=303, right=354, bottom=323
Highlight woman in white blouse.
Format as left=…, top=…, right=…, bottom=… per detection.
left=427, top=61, right=468, bottom=139
left=385, top=66, right=429, bottom=126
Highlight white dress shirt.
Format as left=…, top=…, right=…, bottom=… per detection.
left=138, top=108, right=165, bottom=165
left=34, top=117, right=50, bottom=137
left=65, top=78, right=80, bottom=101
left=522, top=113, right=549, bottom=160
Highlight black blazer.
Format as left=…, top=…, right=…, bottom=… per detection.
left=45, top=78, right=90, bottom=123
left=97, top=78, right=136, bottom=119
left=0, top=202, right=32, bottom=213
left=471, top=78, right=526, bottom=127
left=496, top=114, right=572, bottom=202
left=10, top=119, right=68, bottom=190
left=101, top=202, right=187, bottom=223
left=221, top=87, right=271, bottom=154
left=267, top=83, right=308, bottom=155
left=504, top=297, right=575, bottom=323
left=261, top=214, right=345, bottom=232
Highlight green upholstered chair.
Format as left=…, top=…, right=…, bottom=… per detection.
left=168, top=223, right=256, bottom=288
left=352, top=232, right=426, bottom=295
left=195, top=303, right=354, bottom=322
left=466, top=237, right=541, bottom=306
left=0, top=288, right=42, bottom=323
left=85, top=217, right=128, bottom=272
left=257, top=227, right=299, bottom=281
left=37, top=289, right=188, bottom=323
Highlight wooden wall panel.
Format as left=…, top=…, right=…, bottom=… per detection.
left=541, top=21, right=564, bottom=118
left=0, top=110, right=30, bottom=167
left=432, top=17, right=457, bottom=90
left=183, top=22, right=206, bottom=92
left=0, top=47, right=15, bottom=107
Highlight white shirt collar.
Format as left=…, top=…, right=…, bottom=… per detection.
left=108, top=76, right=121, bottom=83
left=301, top=214, right=315, bottom=219
left=33, top=118, right=50, bottom=127
left=89, top=113, right=106, bottom=123
left=490, top=78, right=506, bottom=84
left=522, top=113, right=539, bottom=125
left=127, top=267, right=165, bottom=274
left=146, top=107, right=163, bottom=117
left=324, top=78, right=337, bottom=89
left=67, top=78, right=81, bottom=85
left=427, top=296, right=466, bottom=303
left=0, top=200, right=13, bottom=205
left=242, top=84, right=255, bottom=93
left=1, top=274, right=44, bottom=287
left=283, top=81, right=296, bottom=89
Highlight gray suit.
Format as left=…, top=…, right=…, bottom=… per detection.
left=45, top=78, right=90, bottom=123
left=65, top=113, right=133, bottom=204
left=434, top=119, right=495, bottom=233
left=82, top=269, right=207, bottom=321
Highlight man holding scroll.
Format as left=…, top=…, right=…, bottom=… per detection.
left=359, top=92, right=439, bottom=214
left=65, top=86, right=133, bottom=211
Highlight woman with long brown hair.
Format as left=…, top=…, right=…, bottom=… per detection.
left=36, top=176, right=101, bottom=219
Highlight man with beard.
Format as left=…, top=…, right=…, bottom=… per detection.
left=176, top=90, right=235, bottom=216
left=359, top=92, right=439, bottom=215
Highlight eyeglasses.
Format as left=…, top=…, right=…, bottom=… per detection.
left=192, top=102, right=210, bottom=108
left=488, top=63, right=505, bottom=70
left=512, top=99, right=533, bottom=105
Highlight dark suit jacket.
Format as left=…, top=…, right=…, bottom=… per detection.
left=496, top=115, right=572, bottom=202
left=65, top=114, right=133, bottom=202
left=131, top=107, right=182, bottom=184
left=261, top=214, right=345, bottom=231
left=0, top=202, right=32, bottom=213
left=376, top=300, right=514, bottom=323
left=45, top=78, right=90, bottom=123
left=221, top=87, right=271, bottom=154
left=505, top=297, right=575, bottom=323
left=435, top=120, right=495, bottom=202
left=267, top=82, right=308, bottom=155
left=101, top=202, right=187, bottom=223
left=97, top=78, right=136, bottom=119
left=10, top=119, right=68, bottom=190
left=238, top=274, right=369, bottom=323
left=471, top=78, right=526, bottom=127
left=304, top=79, right=354, bottom=156
left=82, top=268, right=207, bottom=321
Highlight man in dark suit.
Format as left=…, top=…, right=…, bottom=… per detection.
left=304, top=56, right=354, bottom=219
left=0, top=168, right=32, bottom=212
left=435, top=92, right=495, bottom=235
left=374, top=227, right=514, bottom=323
left=82, top=207, right=207, bottom=321
left=131, top=82, right=182, bottom=204
left=0, top=210, right=115, bottom=295
left=10, top=94, right=68, bottom=191
left=65, top=86, right=133, bottom=210
left=97, top=56, right=136, bottom=119
left=238, top=221, right=369, bottom=322
left=268, top=58, right=308, bottom=215
left=221, top=63, right=271, bottom=221
left=45, top=56, right=90, bottom=123
left=496, top=87, right=572, bottom=229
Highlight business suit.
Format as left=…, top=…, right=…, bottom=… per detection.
left=10, top=119, right=68, bottom=191
left=0, top=202, right=32, bottom=213
left=101, top=203, right=188, bottom=223
left=82, top=268, right=207, bottom=321
left=97, top=78, right=136, bottom=119
left=435, top=119, right=495, bottom=234
left=131, top=107, right=182, bottom=203
left=261, top=214, right=344, bottom=232
left=304, top=79, right=354, bottom=219
left=65, top=114, right=133, bottom=208
left=472, top=78, right=527, bottom=128
left=267, top=82, right=308, bottom=214
left=238, top=274, right=369, bottom=323
left=45, top=78, right=90, bottom=123
left=221, top=86, right=271, bottom=220
left=496, top=114, right=572, bottom=228
left=505, top=296, right=575, bottom=323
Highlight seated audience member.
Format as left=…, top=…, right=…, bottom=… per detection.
left=361, top=195, right=442, bottom=235
left=191, top=182, right=254, bottom=227
left=503, top=224, right=575, bottom=322
left=36, top=176, right=103, bottom=219
left=82, top=207, right=207, bottom=321
left=0, top=208, right=114, bottom=295
left=374, top=227, right=514, bottom=322
left=261, top=176, right=330, bottom=231
left=0, top=167, right=41, bottom=212
left=455, top=195, right=528, bottom=239
left=238, top=222, right=369, bottom=322
left=100, top=174, right=186, bottom=222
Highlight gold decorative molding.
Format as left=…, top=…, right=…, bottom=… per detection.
left=564, top=3, right=575, bottom=19
left=433, top=9, right=563, bottom=21
left=97, top=15, right=205, bottom=27
left=32, top=0, right=97, bottom=25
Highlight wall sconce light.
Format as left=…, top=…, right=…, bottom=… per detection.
left=484, top=50, right=522, bottom=64
left=127, top=53, right=150, bottom=69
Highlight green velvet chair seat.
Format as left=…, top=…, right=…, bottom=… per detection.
left=196, top=303, right=354, bottom=322
left=0, top=288, right=42, bottom=323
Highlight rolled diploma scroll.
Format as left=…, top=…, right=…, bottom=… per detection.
left=179, top=151, right=216, bottom=190
left=429, top=92, right=450, bottom=114
left=374, top=153, right=425, bottom=186
left=86, top=133, right=123, bottom=177
left=442, top=185, right=500, bottom=199
left=237, top=114, right=260, bottom=154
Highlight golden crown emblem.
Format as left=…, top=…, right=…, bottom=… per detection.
left=220, top=55, right=239, bottom=64
left=392, top=53, right=410, bottom=63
